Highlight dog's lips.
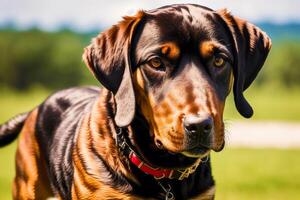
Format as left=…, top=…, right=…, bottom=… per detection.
left=212, top=140, right=225, bottom=152
left=180, top=146, right=210, bottom=158
left=155, top=138, right=210, bottom=158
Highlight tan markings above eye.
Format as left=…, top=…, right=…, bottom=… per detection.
left=149, top=57, right=163, bottom=68
left=199, top=41, right=215, bottom=59
left=161, top=42, right=180, bottom=60
left=214, top=56, right=226, bottom=67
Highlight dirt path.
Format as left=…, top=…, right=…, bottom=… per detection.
left=225, top=121, right=300, bottom=148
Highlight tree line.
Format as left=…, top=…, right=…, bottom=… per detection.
left=0, top=29, right=299, bottom=90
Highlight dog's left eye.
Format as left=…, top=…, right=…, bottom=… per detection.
left=213, top=56, right=226, bottom=68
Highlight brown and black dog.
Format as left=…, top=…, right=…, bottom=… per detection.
left=0, top=4, right=271, bottom=200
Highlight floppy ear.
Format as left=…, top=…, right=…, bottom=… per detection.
left=83, top=11, right=145, bottom=127
left=218, top=9, right=272, bottom=118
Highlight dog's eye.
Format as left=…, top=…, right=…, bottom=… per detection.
left=213, top=56, right=226, bottom=68
left=149, top=57, right=164, bottom=70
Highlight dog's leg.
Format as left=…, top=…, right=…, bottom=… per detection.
left=12, top=109, right=54, bottom=200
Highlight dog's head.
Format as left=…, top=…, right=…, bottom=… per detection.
left=83, top=4, right=271, bottom=163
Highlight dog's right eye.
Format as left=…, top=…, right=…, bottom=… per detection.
left=148, top=57, right=165, bottom=71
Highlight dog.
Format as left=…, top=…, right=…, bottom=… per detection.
left=0, top=4, right=271, bottom=200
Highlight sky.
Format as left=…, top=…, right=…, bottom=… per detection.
left=1, top=0, right=300, bottom=31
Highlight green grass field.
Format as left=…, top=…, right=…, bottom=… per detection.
left=212, top=149, right=300, bottom=200
left=0, top=87, right=300, bottom=199
left=223, top=86, right=300, bottom=121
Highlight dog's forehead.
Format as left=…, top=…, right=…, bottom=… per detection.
left=147, top=4, right=214, bottom=23
left=135, top=4, right=226, bottom=53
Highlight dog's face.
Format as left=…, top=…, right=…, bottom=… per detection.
left=83, top=4, right=271, bottom=164
left=132, top=7, right=234, bottom=155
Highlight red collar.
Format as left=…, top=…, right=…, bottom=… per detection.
left=129, top=151, right=203, bottom=180
left=116, top=127, right=204, bottom=180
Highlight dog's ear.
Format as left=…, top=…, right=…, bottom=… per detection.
left=218, top=9, right=272, bottom=118
left=83, top=11, right=145, bottom=127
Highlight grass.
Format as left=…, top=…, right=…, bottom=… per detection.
left=0, top=87, right=50, bottom=123
left=0, top=87, right=300, bottom=199
left=224, top=86, right=300, bottom=121
left=212, top=148, right=300, bottom=200
left=0, top=142, right=16, bottom=200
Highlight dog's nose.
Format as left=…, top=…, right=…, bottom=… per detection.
left=183, top=114, right=213, bottom=135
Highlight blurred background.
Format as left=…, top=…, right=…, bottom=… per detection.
left=0, top=0, right=300, bottom=199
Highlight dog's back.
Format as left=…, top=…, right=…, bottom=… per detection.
left=0, top=86, right=100, bottom=198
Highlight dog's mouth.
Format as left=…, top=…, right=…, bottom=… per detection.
left=180, top=145, right=210, bottom=158
left=153, top=131, right=213, bottom=159
left=179, top=139, right=225, bottom=157
left=154, top=138, right=210, bottom=158
left=131, top=114, right=212, bottom=169
left=133, top=130, right=224, bottom=169
left=134, top=136, right=202, bottom=169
